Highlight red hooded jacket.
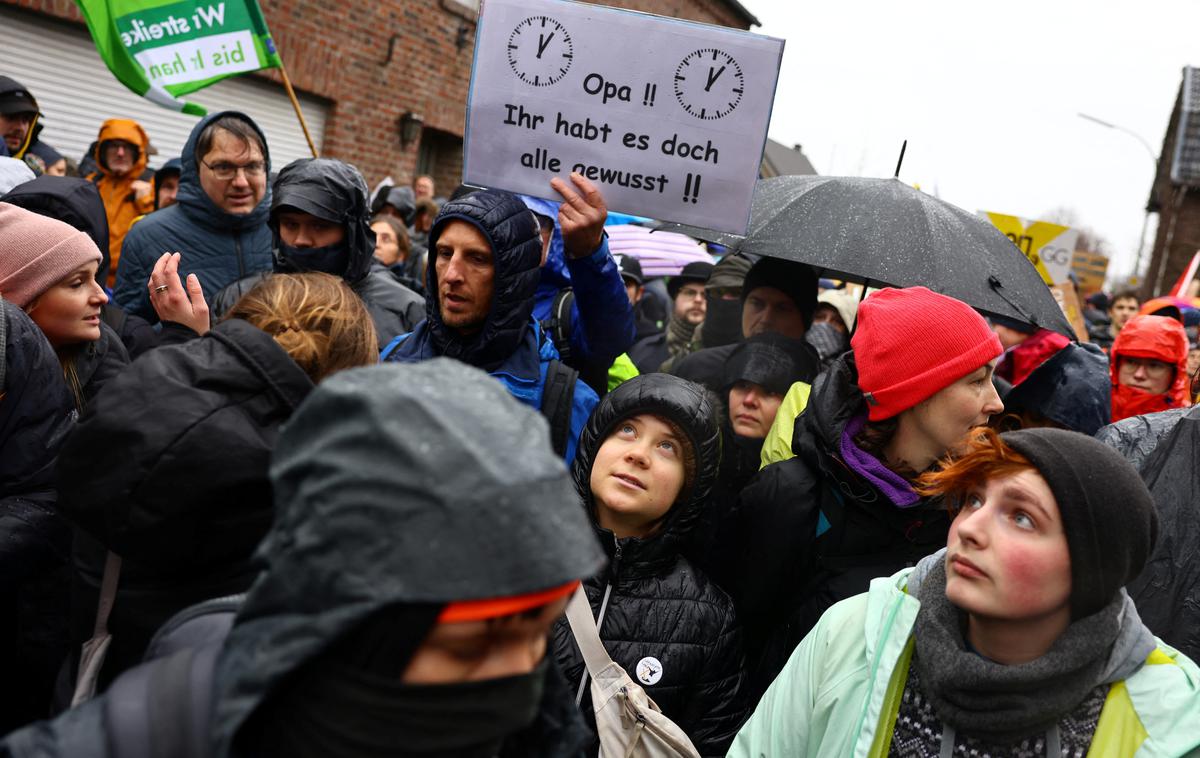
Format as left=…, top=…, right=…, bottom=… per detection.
left=997, top=328, right=1070, bottom=387
left=1110, top=314, right=1190, bottom=422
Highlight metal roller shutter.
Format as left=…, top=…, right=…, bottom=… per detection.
left=0, top=5, right=327, bottom=171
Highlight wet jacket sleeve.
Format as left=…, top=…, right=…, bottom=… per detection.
left=681, top=602, right=749, bottom=757
left=564, top=237, right=635, bottom=368
left=112, top=225, right=154, bottom=321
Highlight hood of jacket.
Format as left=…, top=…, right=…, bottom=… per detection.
left=152, top=157, right=181, bottom=210
left=518, top=194, right=572, bottom=296
left=1003, top=341, right=1111, bottom=435
left=269, top=158, right=375, bottom=285
left=1111, top=314, right=1190, bottom=421
left=1, top=175, right=112, bottom=282
left=0, top=299, right=75, bottom=497
left=796, top=351, right=868, bottom=459
left=210, top=360, right=605, bottom=755
left=571, top=373, right=721, bottom=578
left=55, top=318, right=313, bottom=571
left=92, top=119, right=149, bottom=182
left=1000, top=328, right=1071, bottom=387
left=177, top=111, right=272, bottom=233
left=423, top=191, right=543, bottom=370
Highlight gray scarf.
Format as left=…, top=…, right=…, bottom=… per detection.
left=912, top=560, right=1123, bottom=743
left=665, top=315, right=698, bottom=360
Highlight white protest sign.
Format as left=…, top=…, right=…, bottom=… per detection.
left=464, top=0, right=784, bottom=235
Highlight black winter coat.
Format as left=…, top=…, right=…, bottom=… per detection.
left=0, top=300, right=77, bottom=733
left=731, top=353, right=951, bottom=700
left=56, top=318, right=313, bottom=692
left=552, top=374, right=748, bottom=756
left=1099, top=405, right=1200, bottom=662
left=72, top=322, right=130, bottom=410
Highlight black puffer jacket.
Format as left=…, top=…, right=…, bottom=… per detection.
left=2, top=176, right=158, bottom=358
left=210, top=159, right=423, bottom=347
left=56, top=318, right=314, bottom=693
left=731, top=353, right=951, bottom=699
left=552, top=374, right=747, bottom=757
left=0, top=299, right=77, bottom=733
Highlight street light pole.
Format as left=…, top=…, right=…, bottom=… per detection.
left=1078, top=113, right=1159, bottom=282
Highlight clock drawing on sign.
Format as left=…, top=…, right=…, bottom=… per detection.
left=507, top=15, right=574, bottom=87
left=674, top=48, right=744, bottom=120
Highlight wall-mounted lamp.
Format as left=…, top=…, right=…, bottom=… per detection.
left=399, top=111, right=424, bottom=149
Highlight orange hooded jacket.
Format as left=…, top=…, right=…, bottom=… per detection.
left=88, top=119, right=154, bottom=288
left=1110, top=314, right=1191, bottom=422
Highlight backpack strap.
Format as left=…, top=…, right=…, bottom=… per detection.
left=540, top=288, right=576, bottom=364
left=380, top=332, right=411, bottom=362
left=541, top=358, right=578, bottom=458
left=105, top=643, right=220, bottom=758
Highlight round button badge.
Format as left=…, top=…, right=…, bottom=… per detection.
left=636, top=656, right=663, bottom=685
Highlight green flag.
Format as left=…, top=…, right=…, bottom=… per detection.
left=74, top=0, right=283, bottom=115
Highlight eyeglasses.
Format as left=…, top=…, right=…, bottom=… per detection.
left=200, top=159, right=266, bottom=181
left=1120, top=357, right=1173, bottom=377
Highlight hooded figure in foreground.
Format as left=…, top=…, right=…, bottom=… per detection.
left=731, top=428, right=1200, bottom=757
left=1, top=359, right=607, bottom=757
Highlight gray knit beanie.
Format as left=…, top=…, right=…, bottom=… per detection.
left=1000, top=428, right=1158, bottom=619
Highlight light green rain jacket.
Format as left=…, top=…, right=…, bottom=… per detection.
left=730, top=556, right=1200, bottom=758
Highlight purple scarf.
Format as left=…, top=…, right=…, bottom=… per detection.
left=838, top=413, right=920, bottom=508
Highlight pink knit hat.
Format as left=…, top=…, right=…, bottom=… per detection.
left=0, top=202, right=102, bottom=308
left=851, top=287, right=1003, bottom=421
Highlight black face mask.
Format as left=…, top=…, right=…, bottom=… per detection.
left=702, top=294, right=745, bottom=348
left=256, top=657, right=548, bottom=758
left=278, top=242, right=349, bottom=278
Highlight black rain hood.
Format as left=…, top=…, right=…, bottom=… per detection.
left=269, top=158, right=374, bottom=285
left=423, top=190, right=542, bottom=369
left=0, top=298, right=75, bottom=498
left=209, top=359, right=605, bottom=756
left=177, top=111, right=271, bottom=232
left=571, top=373, right=721, bottom=577
left=1002, top=341, right=1111, bottom=435
left=2, top=175, right=111, bottom=283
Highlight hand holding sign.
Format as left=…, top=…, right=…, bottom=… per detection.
left=553, top=172, right=607, bottom=259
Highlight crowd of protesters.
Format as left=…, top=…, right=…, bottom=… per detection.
left=2, top=71, right=1200, bottom=758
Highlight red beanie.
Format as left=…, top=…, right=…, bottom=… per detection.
left=851, top=287, right=1003, bottom=421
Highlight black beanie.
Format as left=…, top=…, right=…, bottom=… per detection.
left=741, top=257, right=818, bottom=327
left=999, top=428, right=1158, bottom=619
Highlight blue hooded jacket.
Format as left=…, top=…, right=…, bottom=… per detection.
left=520, top=195, right=635, bottom=371
left=383, top=191, right=597, bottom=463
left=112, top=112, right=274, bottom=323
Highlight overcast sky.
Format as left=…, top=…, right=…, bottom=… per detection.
left=755, top=0, right=1197, bottom=283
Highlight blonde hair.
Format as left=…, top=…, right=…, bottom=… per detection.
left=226, top=273, right=378, bottom=384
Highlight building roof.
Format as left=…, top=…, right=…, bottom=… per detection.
left=718, top=0, right=760, bottom=27
left=760, top=138, right=817, bottom=178
left=1171, top=66, right=1200, bottom=186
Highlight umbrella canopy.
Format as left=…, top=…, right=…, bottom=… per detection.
left=665, top=175, right=1075, bottom=338
left=606, top=224, right=712, bottom=277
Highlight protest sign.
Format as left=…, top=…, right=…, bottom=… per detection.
left=76, top=0, right=282, bottom=115
left=980, top=211, right=1080, bottom=286
left=464, top=0, right=784, bottom=234
left=1050, top=280, right=1090, bottom=343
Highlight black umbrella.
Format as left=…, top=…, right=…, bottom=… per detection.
left=661, top=175, right=1075, bottom=338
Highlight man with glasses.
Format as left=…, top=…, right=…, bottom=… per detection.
left=627, top=260, right=712, bottom=373
left=114, top=112, right=273, bottom=322
left=86, top=119, right=155, bottom=287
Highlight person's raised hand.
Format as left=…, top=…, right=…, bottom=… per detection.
left=148, top=252, right=210, bottom=335
left=131, top=179, right=154, bottom=200
left=551, top=172, right=607, bottom=259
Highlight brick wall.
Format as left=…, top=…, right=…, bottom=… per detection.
left=1146, top=90, right=1200, bottom=297
left=2, top=0, right=752, bottom=192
